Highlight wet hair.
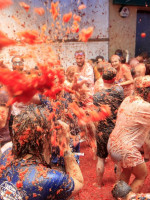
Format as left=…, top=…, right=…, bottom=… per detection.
left=12, top=105, right=52, bottom=165
left=115, top=49, right=126, bottom=63
left=115, top=49, right=123, bottom=57
left=145, top=58, right=150, bottom=65
left=66, top=66, right=76, bottom=76
left=134, top=76, right=150, bottom=100
left=102, top=67, right=117, bottom=80
left=139, top=51, right=149, bottom=60
left=135, top=86, right=150, bottom=101
left=131, top=68, right=135, bottom=77
left=110, top=55, right=121, bottom=63
left=112, top=180, right=132, bottom=199
left=34, top=66, right=39, bottom=70
left=90, top=58, right=97, bottom=63
left=95, top=56, right=104, bottom=62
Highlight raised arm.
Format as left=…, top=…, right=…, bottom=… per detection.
left=57, top=120, right=84, bottom=196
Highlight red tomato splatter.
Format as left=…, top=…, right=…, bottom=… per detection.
left=141, top=32, right=146, bottom=38
left=17, top=30, right=39, bottom=45
left=0, top=0, right=12, bottom=10
left=71, top=21, right=79, bottom=33
left=36, top=126, right=43, bottom=132
left=50, top=1, right=59, bottom=20
left=16, top=180, right=23, bottom=188
left=78, top=4, right=86, bottom=10
left=19, top=2, right=30, bottom=12
left=73, top=14, right=81, bottom=22
left=63, top=12, right=72, bottom=23
left=34, top=7, right=45, bottom=16
left=0, top=31, right=16, bottom=50
left=33, top=193, right=37, bottom=197
left=79, top=27, right=94, bottom=42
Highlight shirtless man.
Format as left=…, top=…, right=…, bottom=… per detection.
left=134, top=63, right=146, bottom=78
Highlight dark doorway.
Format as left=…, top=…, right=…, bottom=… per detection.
left=135, top=10, right=150, bottom=57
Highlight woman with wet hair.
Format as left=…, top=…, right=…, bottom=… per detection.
left=110, top=55, right=133, bottom=97
left=0, top=105, right=84, bottom=200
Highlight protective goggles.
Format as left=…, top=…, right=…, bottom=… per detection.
left=74, top=52, right=85, bottom=57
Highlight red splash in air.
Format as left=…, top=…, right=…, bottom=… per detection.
left=63, top=12, right=72, bottom=23
left=17, top=30, right=39, bottom=45
left=71, top=21, right=79, bottom=33
left=19, top=2, right=30, bottom=12
left=79, top=27, right=94, bottom=42
left=34, top=7, right=45, bottom=16
left=50, top=1, right=59, bottom=20
left=0, top=65, right=65, bottom=104
left=0, top=31, right=16, bottom=50
left=78, top=4, right=86, bottom=10
left=0, top=0, right=13, bottom=10
left=73, top=14, right=81, bottom=22
left=141, top=32, right=146, bottom=38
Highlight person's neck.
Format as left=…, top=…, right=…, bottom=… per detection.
left=117, top=65, right=121, bottom=72
left=103, top=82, right=114, bottom=89
left=77, top=64, right=85, bottom=72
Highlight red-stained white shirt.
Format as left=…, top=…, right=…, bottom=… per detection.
left=108, top=96, right=150, bottom=168
left=75, top=62, right=94, bottom=94
left=74, top=62, right=94, bottom=107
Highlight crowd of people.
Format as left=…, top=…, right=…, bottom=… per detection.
left=1, top=48, right=150, bottom=200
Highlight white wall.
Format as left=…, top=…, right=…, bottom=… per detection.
left=0, top=0, right=109, bottom=70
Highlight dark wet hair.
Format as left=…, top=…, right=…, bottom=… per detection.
left=90, top=58, right=97, bottom=63
left=135, top=86, right=150, bottom=101
left=95, top=56, right=104, bottom=62
left=115, top=49, right=126, bottom=63
left=139, top=51, right=149, bottom=59
left=102, top=67, right=117, bottom=80
left=112, top=180, right=132, bottom=199
left=12, top=105, right=52, bottom=165
left=131, top=68, right=135, bottom=77
left=115, top=49, right=123, bottom=57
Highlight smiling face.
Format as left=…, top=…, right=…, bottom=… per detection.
left=75, top=54, right=85, bottom=68
left=110, top=55, right=121, bottom=70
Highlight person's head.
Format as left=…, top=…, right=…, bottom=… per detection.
left=95, top=55, right=104, bottom=64
left=115, top=49, right=125, bottom=63
left=134, top=75, right=150, bottom=102
left=75, top=50, right=85, bottom=68
left=112, top=180, right=132, bottom=200
left=97, top=62, right=111, bottom=76
left=66, top=65, right=76, bottom=83
left=102, top=66, right=117, bottom=84
left=115, top=49, right=123, bottom=57
left=11, top=55, right=24, bottom=71
left=110, top=55, right=121, bottom=70
left=134, top=63, right=146, bottom=78
left=12, top=106, right=52, bottom=165
left=136, top=52, right=148, bottom=63
left=88, top=59, right=96, bottom=67
left=145, top=58, right=150, bottom=75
